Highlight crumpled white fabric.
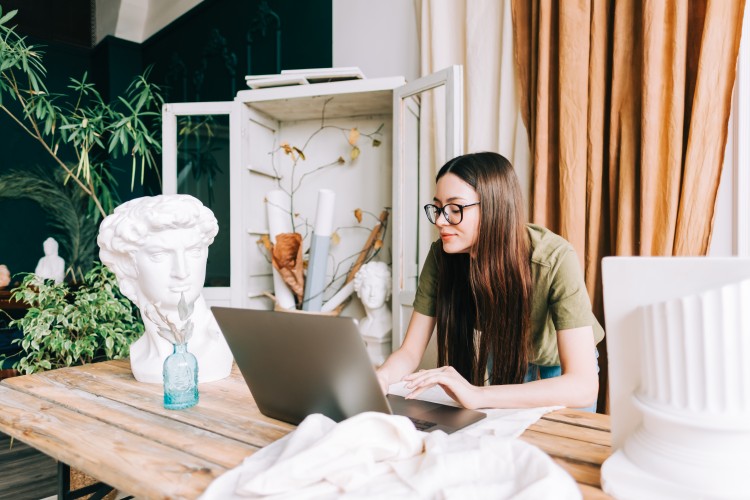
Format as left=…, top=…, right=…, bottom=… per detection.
left=200, top=402, right=581, bottom=500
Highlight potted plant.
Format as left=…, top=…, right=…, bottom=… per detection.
left=1, top=264, right=143, bottom=375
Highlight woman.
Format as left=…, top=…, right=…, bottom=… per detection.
left=376, top=152, right=604, bottom=411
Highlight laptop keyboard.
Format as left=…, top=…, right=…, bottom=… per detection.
left=408, top=417, right=437, bottom=431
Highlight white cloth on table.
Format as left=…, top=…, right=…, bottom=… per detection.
left=200, top=384, right=578, bottom=500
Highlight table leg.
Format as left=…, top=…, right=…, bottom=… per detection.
left=56, top=461, right=124, bottom=500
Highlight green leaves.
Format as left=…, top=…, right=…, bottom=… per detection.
left=0, top=169, right=99, bottom=276
left=0, top=264, right=144, bottom=374
left=0, top=8, right=18, bottom=26
left=0, top=11, right=163, bottom=219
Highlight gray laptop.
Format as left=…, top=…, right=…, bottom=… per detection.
left=212, top=307, right=486, bottom=433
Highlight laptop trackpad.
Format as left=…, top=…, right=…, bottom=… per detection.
left=386, top=394, right=442, bottom=419
left=386, top=394, right=486, bottom=433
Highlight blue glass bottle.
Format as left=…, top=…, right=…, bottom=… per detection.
left=163, top=342, right=199, bottom=410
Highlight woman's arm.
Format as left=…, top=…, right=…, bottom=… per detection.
left=375, top=311, right=436, bottom=393
left=402, top=325, right=598, bottom=409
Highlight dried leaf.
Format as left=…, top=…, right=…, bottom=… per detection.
left=348, top=128, right=360, bottom=145
left=331, top=231, right=341, bottom=246
left=293, top=147, right=306, bottom=160
left=177, top=292, right=190, bottom=321
left=350, top=146, right=360, bottom=160
left=271, top=233, right=305, bottom=304
left=157, top=327, right=175, bottom=344
left=184, top=320, right=194, bottom=343
left=372, top=139, right=382, bottom=147
left=374, top=239, right=383, bottom=250
left=354, top=208, right=363, bottom=223
left=337, top=156, right=346, bottom=165
left=280, top=141, right=293, bottom=155
left=258, top=234, right=273, bottom=253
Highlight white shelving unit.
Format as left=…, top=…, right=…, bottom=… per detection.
left=162, top=66, right=463, bottom=352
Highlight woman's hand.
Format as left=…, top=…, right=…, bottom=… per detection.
left=402, top=366, right=483, bottom=409
left=375, top=368, right=390, bottom=395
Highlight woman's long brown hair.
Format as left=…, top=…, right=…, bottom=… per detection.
left=435, top=152, right=532, bottom=386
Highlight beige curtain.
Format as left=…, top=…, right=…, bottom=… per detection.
left=513, top=0, right=746, bottom=410
left=417, top=0, right=530, bottom=199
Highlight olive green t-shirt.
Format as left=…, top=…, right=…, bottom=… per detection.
left=412, top=223, right=605, bottom=366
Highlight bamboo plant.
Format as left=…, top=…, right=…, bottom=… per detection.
left=0, top=7, right=163, bottom=220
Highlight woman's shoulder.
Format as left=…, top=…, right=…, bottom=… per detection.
left=525, top=223, right=575, bottom=268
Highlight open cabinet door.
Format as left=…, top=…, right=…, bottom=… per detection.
left=162, top=101, right=242, bottom=308
left=392, top=66, right=464, bottom=362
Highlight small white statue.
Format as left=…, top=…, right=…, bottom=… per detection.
left=353, top=261, right=392, bottom=340
left=97, top=194, right=233, bottom=384
left=34, top=237, right=65, bottom=284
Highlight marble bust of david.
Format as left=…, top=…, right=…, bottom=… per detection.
left=97, top=194, right=233, bottom=383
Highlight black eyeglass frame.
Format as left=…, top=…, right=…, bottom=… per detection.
left=423, top=202, right=481, bottom=225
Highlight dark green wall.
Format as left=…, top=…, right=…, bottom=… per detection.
left=0, top=0, right=332, bottom=281
left=0, top=40, right=91, bottom=284
left=142, top=0, right=333, bottom=103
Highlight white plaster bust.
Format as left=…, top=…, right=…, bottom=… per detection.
left=353, top=261, right=392, bottom=340
left=35, top=237, right=65, bottom=284
left=97, top=194, right=233, bottom=384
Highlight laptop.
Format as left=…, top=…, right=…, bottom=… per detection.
left=211, top=307, right=486, bottom=433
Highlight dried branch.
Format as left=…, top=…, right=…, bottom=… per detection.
left=346, top=210, right=390, bottom=284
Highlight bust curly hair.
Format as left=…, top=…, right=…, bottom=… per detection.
left=97, top=194, right=218, bottom=306
left=353, top=261, right=392, bottom=301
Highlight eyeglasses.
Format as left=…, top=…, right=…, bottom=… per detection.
left=423, top=202, right=480, bottom=225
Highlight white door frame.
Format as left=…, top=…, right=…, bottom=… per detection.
left=161, top=101, right=243, bottom=306
left=392, top=65, right=464, bottom=350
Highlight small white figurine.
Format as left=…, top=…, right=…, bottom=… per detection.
left=353, top=262, right=392, bottom=340
left=34, top=237, right=65, bottom=284
left=97, top=194, right=233, bottom=384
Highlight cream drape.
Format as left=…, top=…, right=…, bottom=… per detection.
left=417, top=0, right=530, bottom=199
left=513, top=0, right=746, bottom=411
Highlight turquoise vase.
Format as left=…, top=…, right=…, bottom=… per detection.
left=163, top=342, right=199, bottom=410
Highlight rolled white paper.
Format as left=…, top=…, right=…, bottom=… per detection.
left=265, top=189, right=295, bottom=309
left=271, top=271, right=295, bottom=310
left=321, top=281, right=355, bottom=313
left=266, top=190, right=293, bottom=243
left=302, top=234, right=330, bottom=311
left=313, top=189, right=336, bottom=237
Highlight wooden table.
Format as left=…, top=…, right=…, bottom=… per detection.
left=0, top=360, right=613, bottom=499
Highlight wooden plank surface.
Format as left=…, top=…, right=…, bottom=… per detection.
left=0, top=385, right=225, bottom=499
left=0, top=360, right=614, bottom=499
left=5, top=361, right=293, bottom=449
left=0, top=360, right=293, bottom=499
left=532, top=409, right=613, bottom=499
left=540, top=408, right=611, bottom=432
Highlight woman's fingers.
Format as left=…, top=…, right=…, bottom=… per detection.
left=402, top=366, right=451, bottom=383
left=404, top=372, right=461, bottom=399
left=401, top=366, right=480, bottom=408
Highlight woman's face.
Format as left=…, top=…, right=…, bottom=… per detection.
left=434, top=173, right=480, bottom=254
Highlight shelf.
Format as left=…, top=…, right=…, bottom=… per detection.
left=236, top=76, right=405, bottom=121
